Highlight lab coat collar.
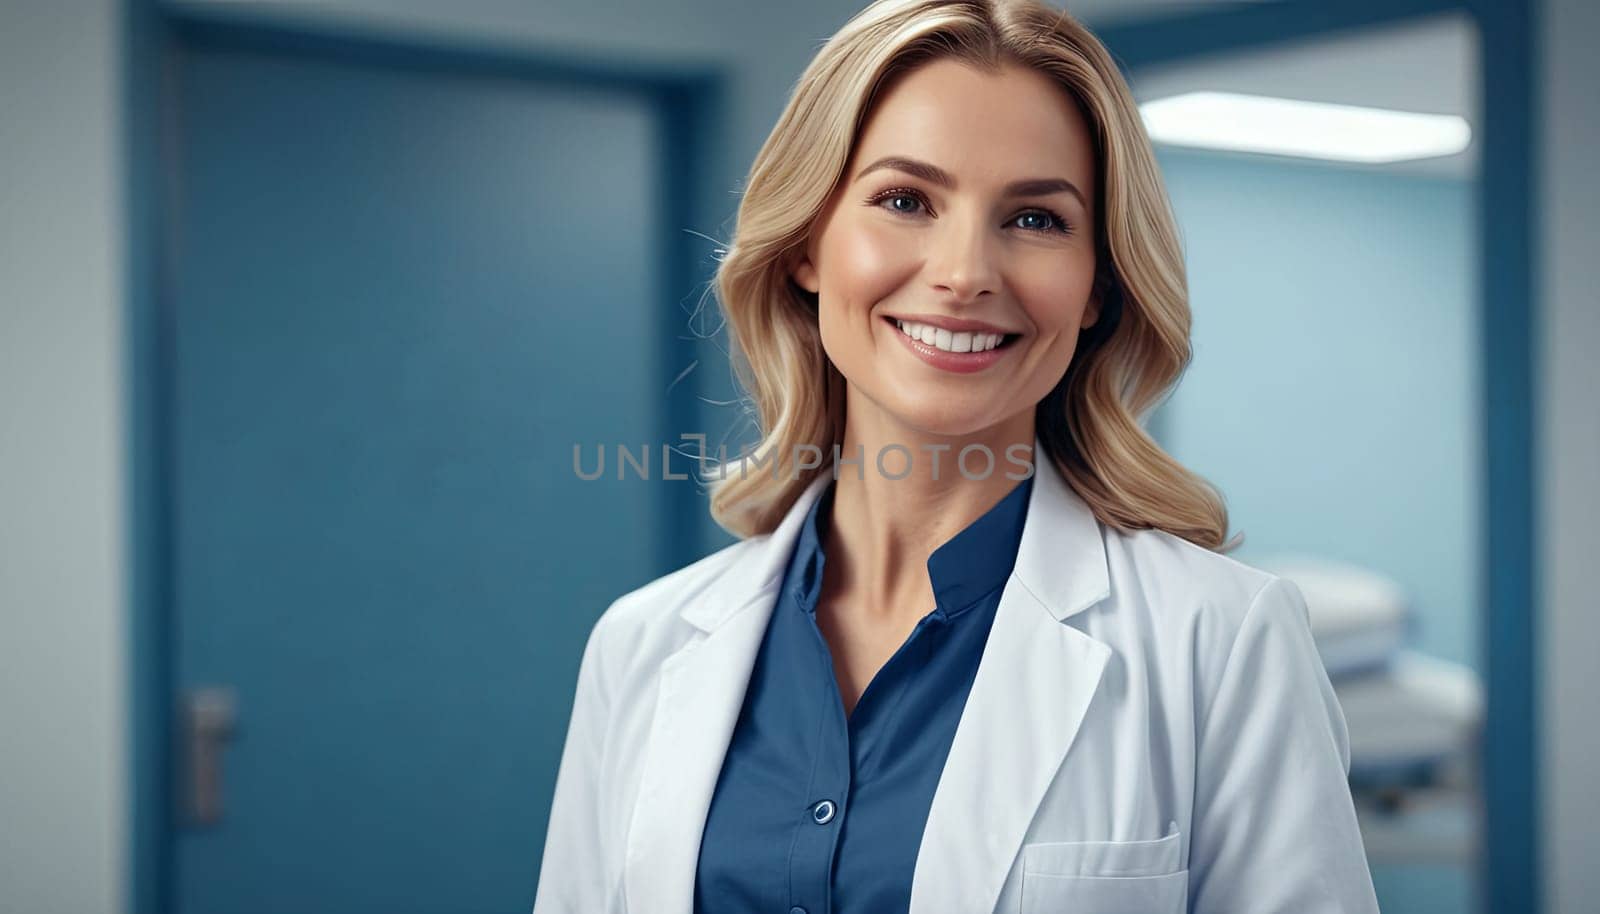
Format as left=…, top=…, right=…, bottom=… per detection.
left=676, top=468, right=833, bottom=632
left=678, top=434, right=1111, bottom=632
left=626, top=436, right=1114, bottom=914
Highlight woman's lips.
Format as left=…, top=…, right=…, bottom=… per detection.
left=884, top=316, right=1018, bottom=374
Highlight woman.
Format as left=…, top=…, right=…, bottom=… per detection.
left=534, top=0, right=1381, bottom=911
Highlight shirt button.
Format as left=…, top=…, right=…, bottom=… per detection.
left=812, top=799, right=836, bottom=824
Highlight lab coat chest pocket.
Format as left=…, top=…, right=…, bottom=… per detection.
left=1018, top=821, right=1187, bottom=914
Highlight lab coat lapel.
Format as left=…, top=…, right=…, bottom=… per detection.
left=909, top=444, right=1114, bottom=914
left=623, top=472, right=833, bottom=914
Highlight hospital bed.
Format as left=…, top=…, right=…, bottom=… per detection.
left=1252, top=555, right=1484, bottom=865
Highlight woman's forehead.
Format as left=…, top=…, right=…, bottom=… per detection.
left=850, top=58, right=1096, bottom=191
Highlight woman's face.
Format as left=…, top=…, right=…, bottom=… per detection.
left=792, top=58, right=1101, bottom=442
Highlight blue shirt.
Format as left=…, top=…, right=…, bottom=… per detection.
left=694, top=474, right=1034, bottom=914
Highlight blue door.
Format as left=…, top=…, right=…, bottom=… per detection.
left=166, top=29, right=674, bottom=913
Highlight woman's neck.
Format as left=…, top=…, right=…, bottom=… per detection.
left=819, top=402, right=1036, bottom=626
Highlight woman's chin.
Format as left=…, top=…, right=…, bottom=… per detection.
left=876, top=398, right=1007, bottom=441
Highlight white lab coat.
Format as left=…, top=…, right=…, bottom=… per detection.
left=532, top=441, right=1382, bottom=913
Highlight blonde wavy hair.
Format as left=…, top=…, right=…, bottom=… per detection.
left=702, top=0, right=1240, bottom=553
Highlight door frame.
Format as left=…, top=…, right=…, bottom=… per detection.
left=1098, top=2, right=1540, bottom=912
left=122, top=3, right=725, bottom=911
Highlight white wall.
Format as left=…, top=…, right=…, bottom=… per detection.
left=0, top=2, right=127, bottom=913
left=1540, top=0, right=1600, bottom=908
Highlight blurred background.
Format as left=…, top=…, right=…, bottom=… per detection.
left=0, top=0, right=1592, bottom=912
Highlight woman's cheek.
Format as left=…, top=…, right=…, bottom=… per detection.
left=832, top=221, right=915, bottom=301
left=1019, top=265, right=1096, bottom=332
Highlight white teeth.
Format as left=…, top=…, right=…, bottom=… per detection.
left=894, top=319, right=1008, bottom=353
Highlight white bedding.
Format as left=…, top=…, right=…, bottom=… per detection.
left=1334, top=649, right=1483, bottom=770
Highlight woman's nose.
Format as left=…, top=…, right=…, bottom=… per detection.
left=928, top=217, right=1000, bottom=303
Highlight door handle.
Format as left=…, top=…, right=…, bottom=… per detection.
left=183, top=686, right=237, bottom=827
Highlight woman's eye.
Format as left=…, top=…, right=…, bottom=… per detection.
left=1012, top=210, right=1073, bottom=235
left=871, top=190, right=1072, bottom=236
left=883, top=193, right=923, bottom=214
left=1014, top=211, right=1054, bottom=232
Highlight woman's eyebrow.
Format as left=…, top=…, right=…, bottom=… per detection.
left=853, top=155, right=1087, bottom=209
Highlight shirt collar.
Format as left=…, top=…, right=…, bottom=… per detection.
left=786, top=475, right=1035, bottom=621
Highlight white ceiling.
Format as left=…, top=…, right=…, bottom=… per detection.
left=1125, top=12, right=1479, bottom=178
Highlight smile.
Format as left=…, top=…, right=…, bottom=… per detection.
left=892, top=318, right=1013, bottom=353
left=885, top=316, right=1021, bottom=374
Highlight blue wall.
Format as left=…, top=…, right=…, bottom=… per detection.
left=1152, top=148, right=1480, bottom=670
